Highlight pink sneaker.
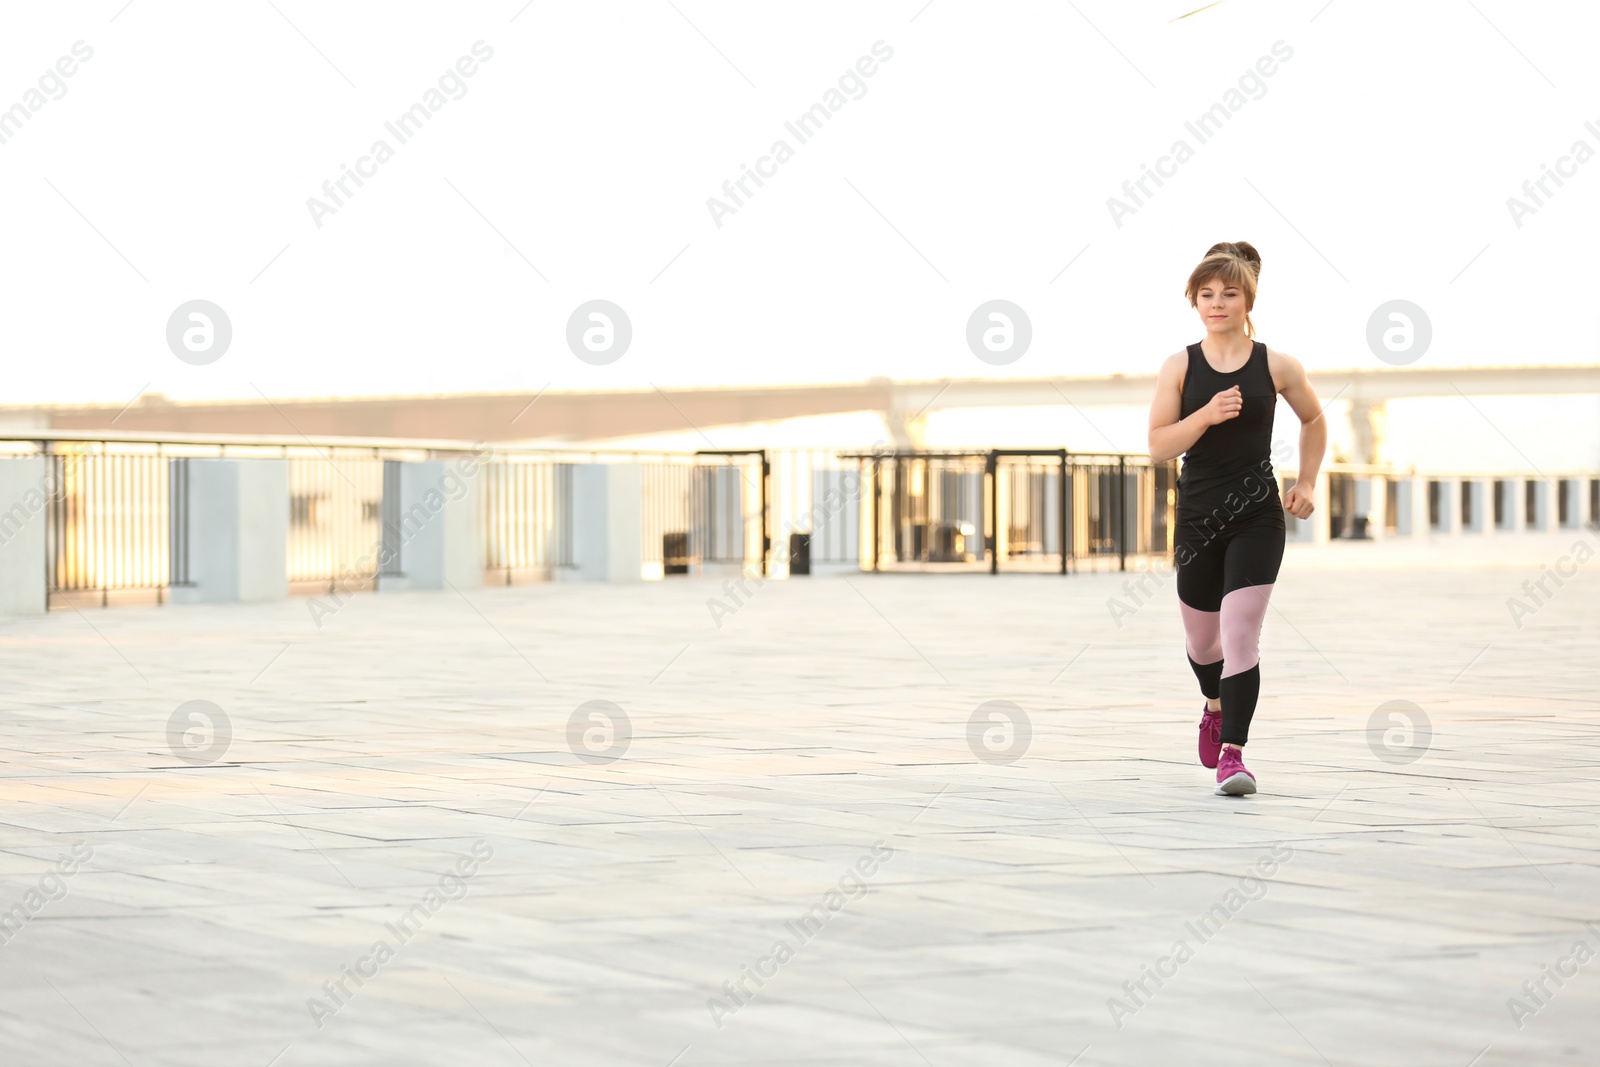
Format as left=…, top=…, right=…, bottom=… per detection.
left=1198, top=707, right=1222, bottom=769
left=1215, top=747, right=1257, bottom=796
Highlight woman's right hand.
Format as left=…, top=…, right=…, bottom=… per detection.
left=1200, top=385, right=1242, bottom=426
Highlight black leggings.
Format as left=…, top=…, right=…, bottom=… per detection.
left=1175, top=503, right=1285, bottom=745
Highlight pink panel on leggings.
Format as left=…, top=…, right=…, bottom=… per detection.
left=1219, top=583, right=1274, bottom=677
left=1178, top=601, right=1222, bottom=664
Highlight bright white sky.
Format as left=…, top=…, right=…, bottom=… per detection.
left=3, top=1, right=1597, bottom=468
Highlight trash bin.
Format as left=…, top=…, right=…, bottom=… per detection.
left=931, top=521, right=976, bottom=562
left=663, top=531, right=690, bottom=575
left=788, top=532, right=811, bottom=576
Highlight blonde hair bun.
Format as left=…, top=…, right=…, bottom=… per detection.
left=1204, top=241, right=1261, bottom=276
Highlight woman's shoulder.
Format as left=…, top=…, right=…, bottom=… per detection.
left=1158, top=347, right=1192, bottom=391
left=1161, top=346, right=1194, bottom=374
left=1262, top=343, right=1305, bottom=392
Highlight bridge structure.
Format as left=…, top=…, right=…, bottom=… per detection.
left=3, top=364, right=1597, bottom=463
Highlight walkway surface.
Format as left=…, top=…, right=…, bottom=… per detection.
left=1, top=551, right=1597, bottom=1066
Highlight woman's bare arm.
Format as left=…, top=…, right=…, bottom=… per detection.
left=1269, top=348, right=1325, bottom=518
left=1148, top=351, right=1238, bottom=464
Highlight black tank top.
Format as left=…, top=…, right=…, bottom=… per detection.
left=1176, top=340, right=1280, bottom=516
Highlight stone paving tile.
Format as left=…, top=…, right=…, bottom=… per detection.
left=0, top=561, right=1596, bottom=1065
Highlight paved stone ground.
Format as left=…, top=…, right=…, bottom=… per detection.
left=1, top=546, right=1597, bottom=1066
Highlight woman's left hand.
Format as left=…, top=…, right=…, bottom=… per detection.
left=1284, top=482, right=1314, bottom=519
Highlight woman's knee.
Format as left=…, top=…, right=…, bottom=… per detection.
left=1219, top=628, right=1259, bottom=665
left=1179, top=602, right=1222, bottom=659
left=1218, top=614, right=1265, bottom=664
left=1218, top=586, right=1271, bottom=661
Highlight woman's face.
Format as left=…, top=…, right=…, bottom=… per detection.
left=1194, top=276, right=1248, bottom=334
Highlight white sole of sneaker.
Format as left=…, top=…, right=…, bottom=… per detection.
left=1215, top=772, right=1257, bottom=797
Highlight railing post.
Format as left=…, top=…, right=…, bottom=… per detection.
left=0, top=455, right=52, bottom=615
left=1117, top=456, right=1127, bottom=572
left=1059, top=450, right=1068, bottom=575
left=986, top=450, right=999, bottom=575
left=169, top=457, right=190, bottom=590
left=871, top=457, right=880, bottom=573
left=760, top=450, right=770, bottom=577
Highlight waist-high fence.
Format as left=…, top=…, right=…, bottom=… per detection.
left=3, top=432, right=1592, bottom=609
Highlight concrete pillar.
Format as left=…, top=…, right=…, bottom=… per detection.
left=1368, top=476, right=1387, bottom=540
left=379, top=459, right=483, bottom=591
left=1428, top=479, right=1454, bottom=534
left=1353, top=477, right=1375, bottom=538
left=169, top=458, right=288, bottom=604
left=1311, top=476, right=1332, bottom=544
left=0, top=457, right=50, bottom=615
left=1464, top=478, right=1487, bottom=533
left=1561, top=478, right=1584, bottom=529
left=559, top=463, right=642, bottom=583
left=1348, top=398, right=1387, bottom=466
left=882, top=409, right=928, bottom=450
left=1465, top=483, right=1484, bottom=537
left=1279, top=475, right=1310, bottom=543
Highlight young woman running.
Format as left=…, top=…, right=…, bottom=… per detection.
left=1146, top=241, right=1326, bottom=796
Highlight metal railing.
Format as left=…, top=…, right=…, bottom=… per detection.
left=10, top=430, right=1586, bottom=609
left=833, top=448, right=1176, bottom=573
left=480, top=454, right=564, bottom=583
left=0, top=432, right=459, bottom=607
left=48, top=444, right=171, bottom=602
left=6, top=436, right=1178, bottom=606
left=637, top=450, right=768, bottom=576
left=473, top=448, right=771, bottom=583
left=287, top=449, right=387, bottom=592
